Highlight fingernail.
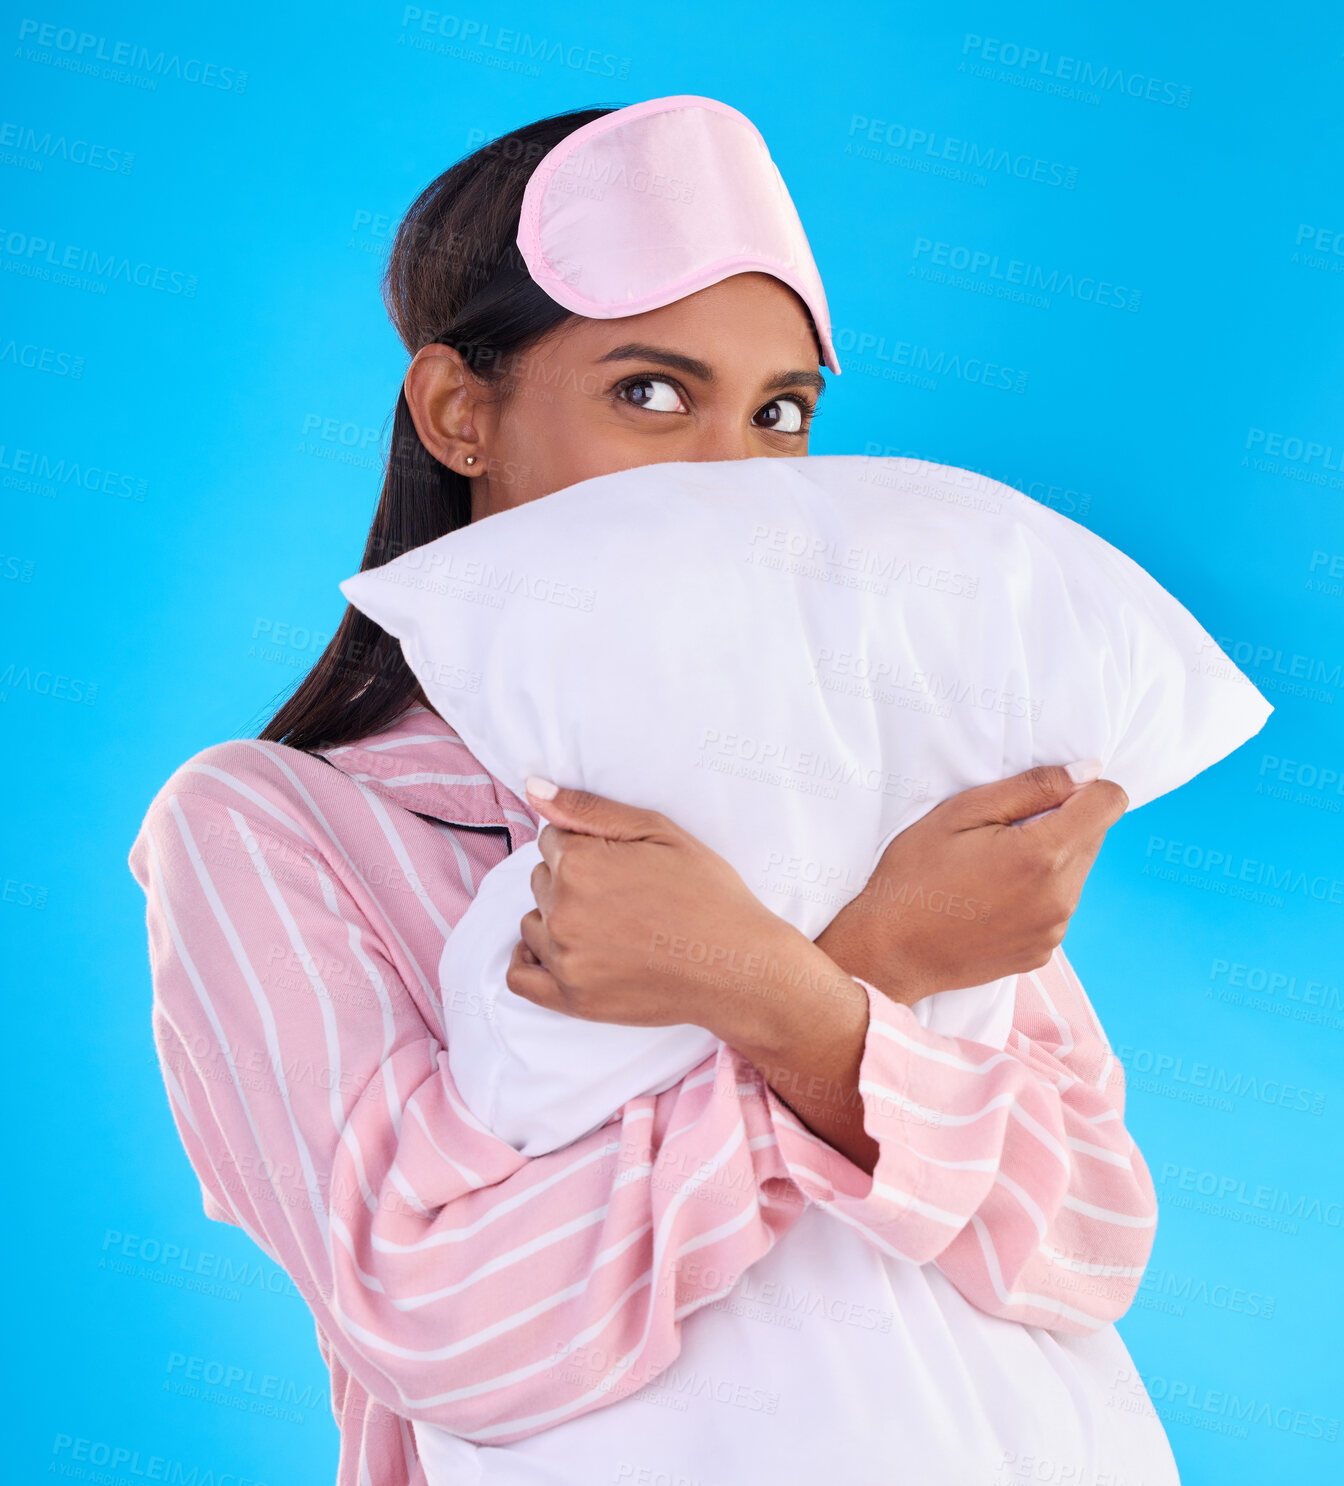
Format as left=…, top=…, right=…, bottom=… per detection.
left=1065, top=758, right=1103, bottom=785
left=524, top=775, right=558, bottom=800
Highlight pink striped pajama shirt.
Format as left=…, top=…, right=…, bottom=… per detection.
left=127, top=703, right=1159, bottom=1485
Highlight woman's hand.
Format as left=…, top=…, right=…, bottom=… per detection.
left=502, top=764, right=1128, bottom=1173
left=815, top=762, right=1129, bottom=1005
left=505, top=779, right=855, bottom=1047
left=506, top=777, right=877, bottom=1167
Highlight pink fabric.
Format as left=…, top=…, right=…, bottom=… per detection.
left=517, top=94, right=843, bottom=374
left=127, top=703, right=1158, bottom=1484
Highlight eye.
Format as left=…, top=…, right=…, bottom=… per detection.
left=614, top=376, right=688, bottom=414
left=753, top=397, right=812, bottom=435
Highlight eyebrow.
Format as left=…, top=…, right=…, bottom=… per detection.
left=593, top=341, right=827, bottom=397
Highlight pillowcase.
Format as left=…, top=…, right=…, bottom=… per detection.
left=341, top=453, right=1272, bottom=1154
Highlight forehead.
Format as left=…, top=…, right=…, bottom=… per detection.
left=544, top=273, right=820, bottom=369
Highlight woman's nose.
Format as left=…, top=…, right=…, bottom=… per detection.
left=682, top=419, right=761, bottom=464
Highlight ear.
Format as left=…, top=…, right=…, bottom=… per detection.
left=402, top=343, right=491, bottom=476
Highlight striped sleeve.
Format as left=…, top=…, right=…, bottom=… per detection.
left=762, top=947, right=1157, bottom=1334
left=129, top=765, right=811, bottom=1447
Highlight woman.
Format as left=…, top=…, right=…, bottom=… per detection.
left=128, top=101, right=1176, bottom=1484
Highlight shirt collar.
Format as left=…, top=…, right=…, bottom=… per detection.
left=317, top=704, right=536, bottom=841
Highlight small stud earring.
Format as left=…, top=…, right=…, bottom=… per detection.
left=464, top=455, right=477, bottom=466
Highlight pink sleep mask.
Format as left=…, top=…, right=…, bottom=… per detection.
left=516, top=94, right=842, bottom=375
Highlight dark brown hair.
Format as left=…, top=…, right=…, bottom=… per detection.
left=257, top=106, right=617, bottom=752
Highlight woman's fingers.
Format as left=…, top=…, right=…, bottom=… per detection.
left=1014, top=779, right=1129, bottom=920
left=828, top=768, right=1129, bottom=1000
left=505, top=936, right=562, bottom=1008
left=945, top=763, right=1095, bottom=829
left=518, top=907, right=553, bottom=966
left=529, top=855, right=554, bottom=913
left=1028, top=777, right=1129, bottom=851
left=525, top=779, right=678, bottom=843
left=535, top=822, right=572, bottom=875
left=531, top=788, right=684, bottom=904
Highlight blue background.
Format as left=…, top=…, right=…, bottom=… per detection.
left=4, top=2, right=1341, bottom=1481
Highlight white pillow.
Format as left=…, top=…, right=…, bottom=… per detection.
left=341, top=454, right=1272, bottom=1154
